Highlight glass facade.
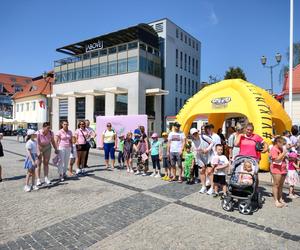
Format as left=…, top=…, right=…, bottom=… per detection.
left=115, top=94, right=128, bottom=115
left=55, top=41, right=160, bottom=83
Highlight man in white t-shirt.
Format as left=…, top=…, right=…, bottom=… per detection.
left=167, top=122, right=186, bottom=182
left=207, top=124, right=221, bottom=151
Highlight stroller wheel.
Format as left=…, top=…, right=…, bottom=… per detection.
left=221, top=199, right=233, bottom=211
left=238, top=201, right=252, bottom=215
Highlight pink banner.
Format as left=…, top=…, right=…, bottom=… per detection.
left=96, top=115, right=148, bottom=146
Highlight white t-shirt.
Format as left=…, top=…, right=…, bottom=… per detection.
left=103, top=130, right=116, bottom=144
left=26, top=139, right=37, bottom=154
left=168, top=131, right=185, bottom=153
left=211, top=154, right=229, bottom=176
left=211, top=133, right=221, bottom=148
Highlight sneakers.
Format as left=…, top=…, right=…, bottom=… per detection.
left=155, top=173, right=161, bottom=178
left=76, top=169, right=81, bottom=175
left=130, top=169, right=134, bottom=173
left=44, top=177, right=51, bottom=185
left=135, top=170, right=141, bottom=175
left=32, top=185, right=39, bottom=191
left=142, top=172, right=147, bottom=176
left=81, top=168, right=85, bottom=174
left=127, top=168, right=130, bottom=173
left=36, top=178, right=42, bottom=186
left=199, top=186, right=207, bottom=194
left=165, top=176, right=171, bottom=181
left=150, top=172, right=156, bottom=177
left=207, top=187, right=214, bottom=195
left=24, top=185, right=31, bottom=192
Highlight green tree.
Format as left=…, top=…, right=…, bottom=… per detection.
left=224, top=67, right=247, bottom=81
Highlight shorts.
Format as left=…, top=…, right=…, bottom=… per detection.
left=39, top=144, right=51, bottom=158
left=213, top=174, right=226, bottom=185
left=163, top=157, right=170, bottom=168
left=271, top=163, right=287, bottom=175
left=103, top=143, right=115, bottom=160
left=170, top=152, right=182, bottom=168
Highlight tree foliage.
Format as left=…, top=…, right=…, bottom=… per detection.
left=224, top=67, right=247, bottom=81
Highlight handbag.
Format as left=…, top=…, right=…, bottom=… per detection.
left=77, top=129, right=90, bottom=151
left=89, top=138, right=97, bottom=149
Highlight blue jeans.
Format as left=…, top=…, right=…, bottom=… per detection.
left=151, top=155, right=161, bottom=170
left=104, top=143, right=115, bottom=160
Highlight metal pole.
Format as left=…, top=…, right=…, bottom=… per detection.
left=270, top=66, right=273, bottom=93
left=288, top=0, right=294, bottom=119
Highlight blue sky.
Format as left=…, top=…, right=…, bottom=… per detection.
left=0, top=0, right=299, bottom=93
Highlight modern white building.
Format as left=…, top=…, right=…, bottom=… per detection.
left=149, top=18, right=201, bottom=126
left=53, top=24, right=166, bottom=134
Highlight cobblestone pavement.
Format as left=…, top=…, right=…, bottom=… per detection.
left=0, top=137, right=299, bottom=249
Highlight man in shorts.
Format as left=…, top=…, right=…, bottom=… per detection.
left=167, top=122, right=186, bottom=182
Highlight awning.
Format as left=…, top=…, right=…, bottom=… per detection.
left=62, top=91, right=84, bottom=97
left=103, top=87, right=128, bottom=94
left=81, top=89, right=105, bottom=96
left=145, top=88, right=169, bottom=96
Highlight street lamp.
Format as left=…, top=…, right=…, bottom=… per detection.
left=42, top=71, right=54, bottom=128
left=260, top=53, right=282, bottom=93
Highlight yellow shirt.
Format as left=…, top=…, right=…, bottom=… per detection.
left=103, top=130, right=115, bottom=144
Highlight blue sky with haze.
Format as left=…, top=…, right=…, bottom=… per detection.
left=0, top=0, right=299, bottom=93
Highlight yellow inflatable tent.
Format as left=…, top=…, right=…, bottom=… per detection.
left=176, top=79, right=292, bottom=171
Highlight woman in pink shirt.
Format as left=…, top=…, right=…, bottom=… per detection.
left=36, top=122, right=58, bottom=185
left=269, top=136, right=288, bottom=208
left=74, top=121, right=91, bottom=175
left=235, top=123, right=268, bottom=162
left=55, top=121, right=73, bottom=181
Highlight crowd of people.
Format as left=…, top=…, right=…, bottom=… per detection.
left=0, top=119, right=299, bottom=210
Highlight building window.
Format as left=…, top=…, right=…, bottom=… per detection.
left=91, top=64, right=99, bottom=78
left=180, top=32, right=183, bottom=41
left=196, top=43, right=198, bottom=51
left=180, top=51, right=183, bottom=69
left=176, top=29, right=179, bottom=38
left=91, top=51, right=99, bottom=58
left=68, top=69, right=75, bottom=81
left=192, top=40, right=195, bottom=48
left=195, top=81, right=198, bottom=92
left=59, top=99, right=68, bottom=121
left=175, top=97, right=178, bottom=113
left=179, top=98, right=182, bottom=109
left=188, top=56, right=191, bottom=72
left=184, top=54, right=187, bottom=71
left=75, top=68, right=83, bottom=80
left=196, top=59, right=199, bottom=76
left=21, top=104, right=24, bottom=112
left=155, top=22, right=164, bottom=33
left=16, top=104, right=19, bottom=112
left=188, top=79, right=191, bottom=95
left=180, top=75, right=182, bottom=93
left=115, top=94, right=127, bottom=115
left=139, top=43, right=146, bottom=51
left=118, top=58, right=127, bottom=74
left=108, top=60, right=117, bottom=75
left=128, top=42, right=138, bottom=50
left=26, top=103, right=29, bottom=111
left=175, top=74, right=178, bottom=92
left=99, top=62, right=107, bottom=76
left=118, top=44, right=127, bottom=52
left=192, top=80, right=194, bottom=94
left=184, top=35, right=187, bottom=43
left=184, top=77, right=186, bottom=94
left=146, top=96, right=155, bottom=117
left=82, top=66, right=90, bottom=79
left=61, top=71, right=68, bottom=82
left=128, top=57, right=138, bottom=72
left=192, top=58, right=195, bottom=74
left=32, top=102, right=36, bottom=111
left=108, top=47, right=117, bottom=54
left=189, top=38, right=191, bottom=46
left=176, top=49, right=178, bottom=67
left=99, top=49, right=108, bottom=56
left=94, top=95, right=105, bottom=120
left=76, top=97, right=85, bottom=120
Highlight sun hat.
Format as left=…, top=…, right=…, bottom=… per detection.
left=190, top=128, right=199, bottom=135
left=27, top=129, right=36, bottom=136
left=151, top=133, right=158, bottom=138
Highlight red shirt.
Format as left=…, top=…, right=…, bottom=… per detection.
left=239, top=134, right=264, bottom=160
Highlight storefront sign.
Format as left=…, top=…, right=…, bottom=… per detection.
left=211, top=97, right=231, bottom=107
left=85, top=40, right=103, bottom=52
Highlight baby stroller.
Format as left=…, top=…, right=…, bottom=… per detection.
left=221, top=156, right=263, bottom=215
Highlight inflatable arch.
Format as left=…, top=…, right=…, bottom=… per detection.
left=176, top=79, right=292, bottom=171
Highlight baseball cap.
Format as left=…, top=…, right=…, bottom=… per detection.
left=151, top=133, right=158, bottom=138
left=27, top=129, right=36, bottom=136
left=190, top=128, right=199, bottom=135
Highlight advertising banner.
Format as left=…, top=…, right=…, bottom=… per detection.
left=96, top=115, right=148, bottom=146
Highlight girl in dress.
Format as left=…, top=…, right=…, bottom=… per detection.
left=123, top=132, right=135, bottom=173
left=286, top=152, right=300, bottom=199
left=24, top=130, right=39, bottom=192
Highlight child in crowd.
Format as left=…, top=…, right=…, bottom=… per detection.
left=184, top=144, right=195, bottom=184
left=161, top=132, right=171, bottom=181
left=124, top=132, right=135, bottom=173
left=150, top=133, right=161, bottom=178
left=24, top=130, right=39, bottom=192
left=286, top=152, right=299, bottom=199
left=136, top=134, right=149, bottom=175
left=69, top=136, right=77, bottom=176
left=238, top=160, right=254, bottom=185
left=118, top=135, right=125, bottom=169
left=211, top=144, right=229, bottom=197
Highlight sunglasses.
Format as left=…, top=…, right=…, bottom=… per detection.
left=80, top=123, right=85, bottom=126
left=107, top=125, right=111, bottom=127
